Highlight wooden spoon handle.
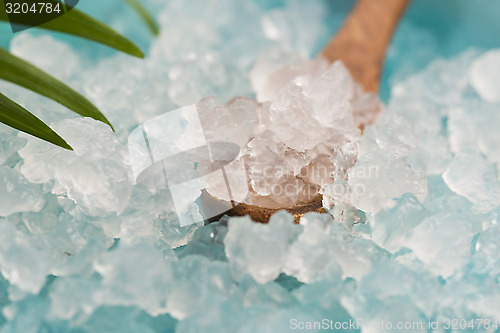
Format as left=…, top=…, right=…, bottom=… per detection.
left=227, top=1, right=410, bottom=224
left=321, top=0, right=410, bottom=92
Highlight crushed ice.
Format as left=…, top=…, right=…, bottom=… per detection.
left=0, top=0, right=500, bottom=331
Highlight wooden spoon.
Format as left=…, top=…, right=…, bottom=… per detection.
left=227, top=0, right=410, bottom=223
left=322, top=0, right=410, bottom=93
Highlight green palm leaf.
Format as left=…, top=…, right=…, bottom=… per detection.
left=0, top=92, right=72, bottom=150
left=39, top=8, right=145, bottom=58
left=0, top=47, right=113, bottom=130
left=0, top=0, right=158, bottom=149
left=124, top=0, right=160, bottom=36
left=0, top=1, right=144, bottom=58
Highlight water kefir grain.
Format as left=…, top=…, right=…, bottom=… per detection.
left=202, top=58, right=381, bottom=209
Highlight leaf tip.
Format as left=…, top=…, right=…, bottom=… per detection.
left=63, top=143, right=74, bottom=151
left=135, top=49, right=146, bottom=59
left=55, top=135, right=73, bottom=151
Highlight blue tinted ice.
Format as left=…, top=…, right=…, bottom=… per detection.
left=1, top=0, right=500, bottom=331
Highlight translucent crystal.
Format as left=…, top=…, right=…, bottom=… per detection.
left=469, top=49, right=500, bottom=102
left=239, top=60, right=379, bottom=208
left=196, top=96, right=258, bottom=146
left=283, top=213, right=342, bottom=283
left=347, top=145, right=428, bottom=214
left=0, top=220, right=50, bottom=294
left=475, top=225, right=500, bottom=264
left=343, top=260, right=441, bottom=324
left=48, top=276, right=101, bottom=321
left=224, top=211, right=299, bottom=283
left=447, top=100, right=500, bottom=180
left=286, top=213, right=387, bottom=282
left=93, top=241, right=173, bottom=316
left=176, top=221, right=228, bottom=261
left=405, top=210, right=473, bottom=277
left=443, top=150, right=500, bottom=213
left=166, top=256, right=233, bottom=320
left=327, top=225, right=388, bottom=281
left=0, top=135, right=26, bottom=166
left=371, top=193, right=429, bottom=252
left=19, top=118, right=133, bottom=216
left=407, top=132, right=452, bottom=175
left=0, top=166, right=45, bottom=216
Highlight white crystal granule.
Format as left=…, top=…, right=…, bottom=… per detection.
left=19, top=118, right=132, bottom=216
left=238, top=59, right=379, bottom=208
left=469, top=49, right=500, bottom=102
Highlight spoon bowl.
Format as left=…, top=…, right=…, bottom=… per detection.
left=226, top=0, right=410, bottom=223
